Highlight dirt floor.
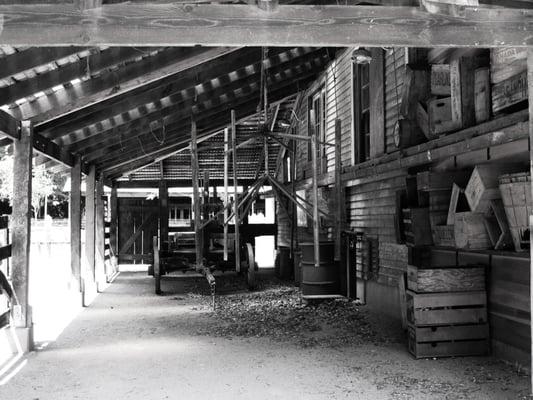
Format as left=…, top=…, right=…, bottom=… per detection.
left=0, top=271, right=530, bottom=400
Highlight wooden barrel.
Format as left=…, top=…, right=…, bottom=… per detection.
left=300, top=241, right=339, bottom=296
left=277, top=246, right=292, bottom=279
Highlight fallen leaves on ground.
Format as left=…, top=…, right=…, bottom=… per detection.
left=181, top=275, right=395, bottom=348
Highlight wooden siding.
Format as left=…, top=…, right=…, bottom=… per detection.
left=346, top=168, right=407, bottom=244
left=384, top=48, right=406, bottom=154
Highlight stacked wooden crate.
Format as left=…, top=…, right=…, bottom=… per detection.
left=406, top=262, right=489, bottom=358
left=490, top=48, right=528, bottom=114
left=416, top=171, right=469, bottom=247
left=499, top=172, right=532, bottom=251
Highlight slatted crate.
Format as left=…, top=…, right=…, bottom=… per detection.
left=406, top=289, right=489, bottom=358
left=406, top=290, right=488, bottom=326
left=408, top=324, right=490, bottom=359
left=407, top=264, right=486, bottom=293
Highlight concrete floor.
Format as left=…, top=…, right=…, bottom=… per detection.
left=0, top=272, right=529, bottom=400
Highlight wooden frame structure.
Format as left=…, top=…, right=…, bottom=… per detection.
left=0, top=1, right=531, bottom=391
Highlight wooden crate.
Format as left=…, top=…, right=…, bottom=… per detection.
left=430, top=64, right=451, bottom=96
left=408, top=325, right=489, bottom=359
left=474, top=67, right=491, bottom=124
left=416, top=170, right=469, bottom=192
left=454, top=212, right=492, bottom=250
left=499, top=172, right=532, bottom=251
left=431, top=225, right=455, bottom=247
left=490, top=47, right=527, bottom=85
left=428, top=96, right=460, bottom=135
left=492, top=71, right=528, bottom=114
left=406, top=290, right=488, bottom=326
left=402, top=208, right=433, bottom=246
left=465, top=164, right=524, bottom=214
left=407, top=265, right=485, bottom=293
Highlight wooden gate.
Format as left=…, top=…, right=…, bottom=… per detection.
left=117, top=198, right=158, bottom=264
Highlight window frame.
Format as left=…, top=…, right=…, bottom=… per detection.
left=352, top=59, right=371, bottom=164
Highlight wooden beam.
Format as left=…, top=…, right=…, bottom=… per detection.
left=92, top=76, right=318, bottom=171
left=83, top=165, right=96, bottom=306
left=56, top=47, right=322, bottom=149
left=11, top=120, right=32, bottom=333
left=35, top=47, right=250, bottom=139
left=334, top=119, right=344, bottom=262
left=0, top=108, right=20, bottom=140
left=0, top=47, right=159, bottom=108
left=12, top=47, right=232, bottom=123
left=158, top=179, right=169, bottom=251
left=74, top=0, right=102, bottom=11
left=109, top=182, right=118, bottom=268
left=191, top=120, right=202, bottom=272
left=231, top=110, right=241, bottom=273
left=527, top=46, right=533, bottom=397
left=70, top=156, right=82, bottom=294
left=223, top=127, right=229, bottom=262
left=113, top=178, right=256, bottom=189
left=100, top=91, right=306, bottom=180
left=310, top=110, right=320, bottom=268
left=0, top=46, right=86, bottom=81
left=0, top=4, right=530, bottom=47
left=95, top=175, right=105, bottom=291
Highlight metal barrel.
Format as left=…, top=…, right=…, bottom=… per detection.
left=299, top=241, right=339, bottom=296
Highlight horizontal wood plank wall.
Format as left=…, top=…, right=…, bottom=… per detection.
left=489, top=253, right=530, bottom=367
left=385, top=48, right=405, bottom=154
left=346, top=168, right=407, bottom=244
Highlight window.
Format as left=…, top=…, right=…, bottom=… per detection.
left=353, top=61, right=370, bottom=163
left=308, top=87, right=326, bottom=173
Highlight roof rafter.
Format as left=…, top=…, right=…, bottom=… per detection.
left=49, top=47, right=322, bottom=146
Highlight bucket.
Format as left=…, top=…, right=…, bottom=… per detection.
left=299, top=241, right=339, bottom=296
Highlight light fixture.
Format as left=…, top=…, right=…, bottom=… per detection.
left=352, top=48, right=372, bottom=65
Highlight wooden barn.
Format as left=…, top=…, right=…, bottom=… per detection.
left=0, top=1, right=532, bottom=399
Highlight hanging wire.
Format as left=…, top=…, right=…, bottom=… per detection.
left=149, top=120, right=166, bottom=145
left=138, top=136, right=148, bottom=156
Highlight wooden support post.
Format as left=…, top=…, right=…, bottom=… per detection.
left=84, top=164, right=96, bottom=305
left=70, top=156, right=82, bottom=293
left=158, top=179, right=169, bottom=251
left=527, top=47, right=533, bottom=396
left=334, top=119, right=344, bottom=261
left=232, top=110, right=241, bottom=272
left=203, top=171, right=210, bottom=257
left=290, top=137, right=296, bottom=259
left=109, top=182, right=118, bottom=272
left=310, top=110, right=320, bottom=268
left=191, top=120, right=202, bottom=272
left=11, top=121, right=32, bottom=342
left=223, top=127, right=229, bottom=261
left=95, top=175, right=105, bottom=291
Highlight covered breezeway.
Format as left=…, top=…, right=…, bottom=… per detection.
left=0, top=1, right=532, bottom=399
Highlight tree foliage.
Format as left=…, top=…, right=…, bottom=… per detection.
left=0, top=154, right=60, bottom=215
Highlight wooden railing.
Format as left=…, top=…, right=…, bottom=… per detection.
left=0, top=216, right=13, bottom=329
